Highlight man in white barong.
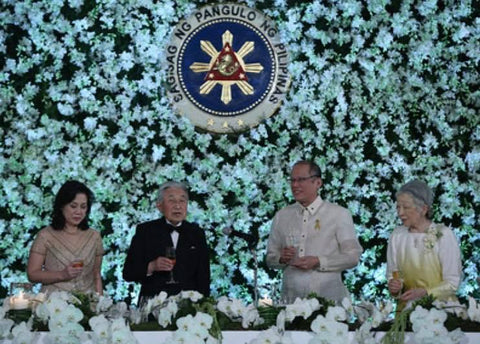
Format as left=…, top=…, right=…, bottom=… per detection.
left=266, top=160, right=363, bottom=303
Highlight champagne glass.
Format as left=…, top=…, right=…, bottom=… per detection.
left=392, top=270, right=404, bottom=298
left=72, top=257, right=84, bottom=290
left=72, top=257, right=84, bottom=268
left=286, top=231, right=299, bottom=263
left=165, top=247, right=178, bottom=284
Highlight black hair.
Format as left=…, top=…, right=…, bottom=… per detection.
left=292, top=160, right=321, bottom=178
left=51, top=180, right=94, bottom=230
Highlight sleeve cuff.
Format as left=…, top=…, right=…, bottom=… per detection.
left=316, top=256, right=325, bottom=271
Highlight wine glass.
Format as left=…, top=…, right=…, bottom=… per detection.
left=165, top=247, right=178, bottom=284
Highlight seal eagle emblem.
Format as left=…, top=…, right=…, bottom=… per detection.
left=166, top=4, right=290, bottom=133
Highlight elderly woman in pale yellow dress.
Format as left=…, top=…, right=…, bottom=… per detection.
left=387, top=180, right=462, bottom=309
left=27, top=180, right=104, bottom=294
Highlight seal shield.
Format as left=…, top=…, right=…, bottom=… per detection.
left=167, top=4, right=289, bottom=133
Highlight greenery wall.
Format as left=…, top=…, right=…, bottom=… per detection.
left=1, top=0, right=479, bottom=304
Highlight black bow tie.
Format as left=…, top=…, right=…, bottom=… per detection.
left=167, top=223, right=182, bottom=233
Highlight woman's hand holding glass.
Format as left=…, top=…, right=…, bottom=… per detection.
left=388, top=270, right=403, bottom=298
left=62, top=261, right=83, bottom=281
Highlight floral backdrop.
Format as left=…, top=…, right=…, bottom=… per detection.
left=0, top=0, right=479, bottom=305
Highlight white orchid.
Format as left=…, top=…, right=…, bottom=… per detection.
left=89, top=315, right=111, bottom=344
left=353, top=321, right=378, bottom=344
left=249, top=326, right=294, bottom=344
left=409, top=306, right=466, bottom=344
left=467, top=297, right=480, bottom=322
left=310, top=314, right=349, bottom=342
left=10, top=322, right=34, bottom=344
left=48, top=304, right=83, bottom=330
left=110, top=318, right=138, bottom=344
left=216, top=296, right=262, bottom=328
left=0, top=318, right=14, bottom=339
left=284, top=298, right=320, bottom=322
left=175, top=312, right=213, bottom=341
left=96, top=295, right=114, bottom=313
left=325, top=306, right=347, bottom=322
left=144, top=291, right=169, bottom=314
left=179, top=290, right=204, bottom=302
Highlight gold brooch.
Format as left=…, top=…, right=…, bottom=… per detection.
left=315, top=219, right=321, bottom=230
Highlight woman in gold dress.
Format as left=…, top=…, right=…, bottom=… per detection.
left=387, top=180, right=462, bottom=309
left=27, top=180, right=104, bottom=294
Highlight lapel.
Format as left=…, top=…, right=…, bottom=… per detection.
left=149, top=218, right=174, bottom=254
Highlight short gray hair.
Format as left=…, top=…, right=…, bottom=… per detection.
left=157, top=181, right=189, bottom=203
left=396, top=179, right=434, bottom=219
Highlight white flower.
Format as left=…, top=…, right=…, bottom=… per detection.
left=410, top=306, right=457, bottom=343
left=96, top=295, right=114, bottom=313
left=340, top=297, right=354, bottom=315
left=448, top=328, right=468, bottom=344
left=285, top=298, right=320, bottom=322
left=84, top=117, right=98, bottom=131
left=276, top=309, right=286, bottom=334
left=36, top=297, right=69, bottom=321
left=325, top=306, right=347, bottom=322
left=175, top=313, right=212, bottom=340
left=49, top=304, right=83, bottom=330
left=467, top=297, right=480, bottom=322
left=0, top=318, right=14, bottom=339
left=179, top=290, right=203, bottom=302
left=145, top=291, right=169, bottom=314
left=241, top=304, right=262, bottom=328
left=57, top=102, right=75, bottom=116
left=309, top=314, right=349, bottom=343
left=89, top=315, right=111, bottom=344
left=11, top=322, right=34, bottom=344
left=110, top=318, right=138, bottom=343
left=423, top=223, right=443, bottom=250
left=249, top=326, right=294, bottom=344
left=171, top=330, right=206, bottom=344
left=194, top=312, right=213, bottom=331
left=354, top=321, right=377, bottom=344
left=156, top=299, right=178, bottom=328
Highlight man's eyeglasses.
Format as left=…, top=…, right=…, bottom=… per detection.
left=289, top=175, right=318, bottom=183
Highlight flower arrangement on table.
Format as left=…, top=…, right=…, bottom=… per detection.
left=1, top=291, right=480, bottom=344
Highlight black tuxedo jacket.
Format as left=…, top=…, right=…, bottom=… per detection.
left=123, top=218, right=210, bottom=299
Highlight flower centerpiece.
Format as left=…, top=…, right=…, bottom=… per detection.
left=1, top=291, right=480, bottom=343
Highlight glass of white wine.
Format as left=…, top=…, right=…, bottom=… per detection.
left=286, top=231, right=299, bottom=262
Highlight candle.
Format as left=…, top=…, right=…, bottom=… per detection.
left=10, top=292, right=30, bottom=310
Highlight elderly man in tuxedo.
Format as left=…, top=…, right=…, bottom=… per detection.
left=123, top=181, right=210, bottom=304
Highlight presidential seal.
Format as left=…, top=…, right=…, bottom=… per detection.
left=166, top=4, right=290, bottom=134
